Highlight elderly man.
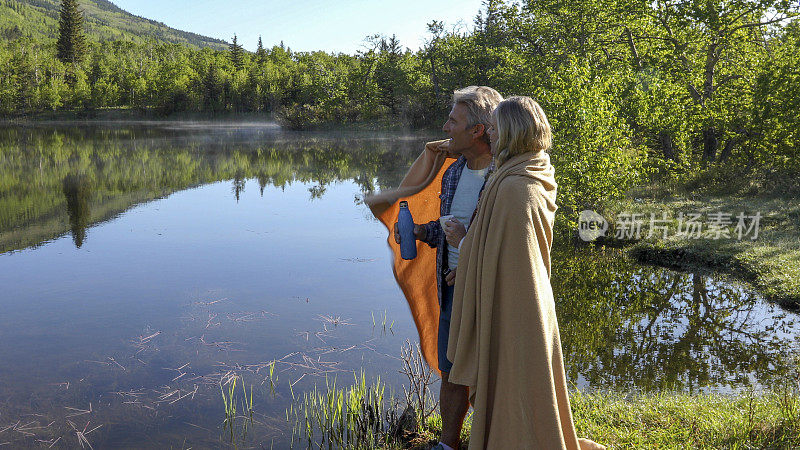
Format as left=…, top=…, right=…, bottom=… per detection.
left=392, top=86, right=502, bottom=450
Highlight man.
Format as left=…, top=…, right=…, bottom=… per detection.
left=393, top=86, right=502, bottom=450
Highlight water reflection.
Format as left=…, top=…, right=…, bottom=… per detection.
left=0, top=124, right=795, bottom=395
left=553, top=246, right=796, bottom=393
left=232, top=172, right=246, bottom=202
left=62, top=175, right=92, bottom=248
left=0, top=124, right=420, bottom=252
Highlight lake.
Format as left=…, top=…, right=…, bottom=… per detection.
left=0, top=123, right=796, bottom=448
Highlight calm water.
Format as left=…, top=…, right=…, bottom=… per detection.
left=0, top=123, right=797, bottom=448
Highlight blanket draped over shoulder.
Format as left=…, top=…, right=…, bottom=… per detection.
left=447, top=151, right=604, bottom=450
left=364, top=140, right=455, bottom=374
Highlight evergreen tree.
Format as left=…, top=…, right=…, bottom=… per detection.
left=425, top=21, right=444, bottom=103
left=56, top=0, right=86, bottom=64
left=374, top=35, right=407, bottom=117
left=229, top=34, right=244, bottom=70
left=11, top=48, right=36, bottom=112
left=256, top=35, right=267, bottom=64
left=202, top=62, right=224, bottom=112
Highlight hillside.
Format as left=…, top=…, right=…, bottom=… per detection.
left=0, top=0, right=228, bottom=49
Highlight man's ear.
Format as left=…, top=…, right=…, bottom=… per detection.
left=472, top=123, right=485, bottom=139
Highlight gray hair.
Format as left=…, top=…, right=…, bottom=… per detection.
left=493, top=96, right=552, bottom=167
left=452, top=86, right=503, bottom=144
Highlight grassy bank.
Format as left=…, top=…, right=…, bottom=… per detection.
left=287, top=380, right=800, bottom=449
left=282, top=343, right=800, bottom=448
left=599, top=184, right=800, bottom=309
left=570, top=389, right=800, bottom=449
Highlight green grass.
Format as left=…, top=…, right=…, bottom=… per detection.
left=601, top=187, right=800, bottom=308
left=287, top=380, right=800, bottom=449
left=280, top=333, right=800, bottom=448
left=284, top=340, right=800, bottom=448
left=571, top=389, right=800, bottom=449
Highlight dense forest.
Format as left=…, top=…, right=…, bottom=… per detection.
left=1, top=0, right=798, bottom=215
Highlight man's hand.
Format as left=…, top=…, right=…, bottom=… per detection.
left=445, top=268, right=457, bottom=286
left=443, top=218, right=467, bottom=248
left=394, top=222, right=427, bottom=244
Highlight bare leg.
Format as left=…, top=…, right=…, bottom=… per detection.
left=440, top=371, right=469, bottom=449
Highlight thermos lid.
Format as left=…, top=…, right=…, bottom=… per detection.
left=399, top=201, right=408, bottom=207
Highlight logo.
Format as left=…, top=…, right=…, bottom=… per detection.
left=578, top=210, right=608, bottom=242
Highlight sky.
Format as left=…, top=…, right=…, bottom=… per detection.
left=112, top=0, right=486, bottom=53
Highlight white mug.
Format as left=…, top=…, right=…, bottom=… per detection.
left=439, top=214, right=454, bottom=229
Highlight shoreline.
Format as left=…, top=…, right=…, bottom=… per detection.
left=289, top=376, right=800, bottom=449
left=597, top=192, right=800, bottom=309
left=1, top=107, right=277, bottom=122
left=628, top=242, right=800, bottom=309
left=0, top=108, right=441, bottom=133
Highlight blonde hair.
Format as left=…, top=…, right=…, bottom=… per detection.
left=452, top=86, right=503, bottom=144
left=493, top=96, right=552, bottom=167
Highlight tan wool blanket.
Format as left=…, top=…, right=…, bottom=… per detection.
left=447, top=151, right=604, bottom=450
left=364, top=140, right=455, bottom=374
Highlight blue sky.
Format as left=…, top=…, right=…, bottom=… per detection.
left=113, top=0, right=485, bottom=53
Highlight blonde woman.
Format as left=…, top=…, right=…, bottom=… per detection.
left=443, top=97, right=604, bottom=449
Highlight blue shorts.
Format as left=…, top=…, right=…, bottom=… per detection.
left=438, top=283, right=454, bottom=373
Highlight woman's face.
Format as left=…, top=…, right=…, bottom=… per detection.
left=487, top=116, right=498, bottom=154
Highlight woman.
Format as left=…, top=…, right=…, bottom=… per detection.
left=443, top=97, right=603, bottom=449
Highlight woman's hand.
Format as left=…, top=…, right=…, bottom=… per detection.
left=445, top=268, right=457, bottom=286
left=436, top=139, right=457, bottom=158
left=443, top=218, right=467, bottom=248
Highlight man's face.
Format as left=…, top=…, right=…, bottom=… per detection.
left=442, top=103, right=477, bottom=154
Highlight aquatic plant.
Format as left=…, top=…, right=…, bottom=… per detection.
left=220, top=375, right=255, bottom=446
left=285, top=341, right=440, bottom=448
left=286, top=370, right=402, bottom=449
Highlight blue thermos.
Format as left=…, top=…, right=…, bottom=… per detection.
left=397, top=201, right=417, bottom=260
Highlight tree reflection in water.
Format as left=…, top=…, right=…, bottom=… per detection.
left=232, top=171, right=246, bottom=202
left=62, top=174, right=91, bottom=248
left=0, top=125, right=420, bottom=252
left=553, top=245, right=797, bottom=393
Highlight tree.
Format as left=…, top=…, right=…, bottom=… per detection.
left=10, top=45, right=36, bottom=113
left=633, top=0, right=799, bottom=162
left=229, top=34, right=245, bottom=70
left=372, top=35, right=407, bottom=118
left=424, top=20, right=444, bottom=104
left=202, top=61, right=225, bottom=112
left=56, top=0, right=86, bottom=64
left=256, top=35, right=267, bottom=64
left=751, top=21, right=800, bottom=175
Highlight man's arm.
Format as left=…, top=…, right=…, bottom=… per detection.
left=418, top=220, right=442, bottom=248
